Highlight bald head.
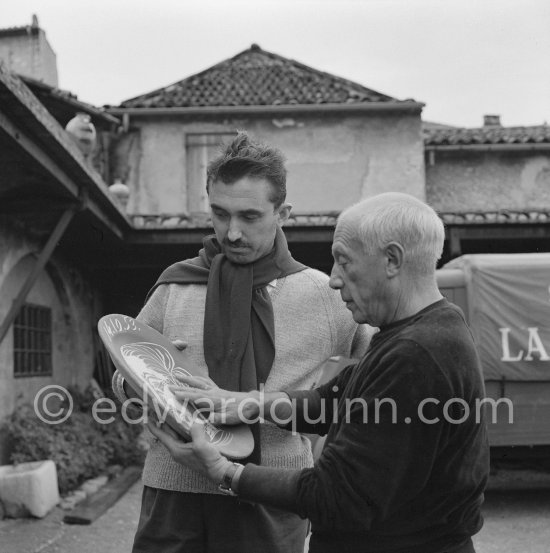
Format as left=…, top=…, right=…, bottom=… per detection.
left=337, top=193, right=445, bottom=276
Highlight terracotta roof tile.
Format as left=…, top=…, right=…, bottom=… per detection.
left=439, top=210, right=550, bottom=225
left=129, top=209, right=550, bottom=229
left=120, top=44, right=402, bottom=108
left=0, top=25, right=40, bottom=37
left=425, top=124, right=550, bottom=146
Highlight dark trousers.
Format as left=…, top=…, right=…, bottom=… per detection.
left=131, top=486, right=308, bottom=553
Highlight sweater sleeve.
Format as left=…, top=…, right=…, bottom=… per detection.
left=239, top=342, right=454, bottom=531
left=294, top=342, right=453, bottom=531
left=135, top=284, right=170, bottom=331
left=238, top=464, right=303, bottom=512
left=281, top=364, right=356, bottom=434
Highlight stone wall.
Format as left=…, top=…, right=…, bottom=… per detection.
left=0, top=219, right=101, bottom=462
left=0, top=28, right=58, bottom=88
left=112, top=111, right=425, bottom=215
left=426, top=150, right=550, bottom=212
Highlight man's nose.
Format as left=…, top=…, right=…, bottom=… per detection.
left=329, top=264, right=343, bottom=289
left=227, top=219, right=242, bottom=242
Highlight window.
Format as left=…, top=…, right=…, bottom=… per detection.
left=13, top=303, right=52, bottom=377
left=185, top=133, right=235, bottom=213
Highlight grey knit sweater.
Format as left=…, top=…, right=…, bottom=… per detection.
left=114, top=267, right=372, bottom=494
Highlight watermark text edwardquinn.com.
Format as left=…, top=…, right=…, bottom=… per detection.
left=34, top=384, right=514, bottom=432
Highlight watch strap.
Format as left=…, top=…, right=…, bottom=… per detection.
left=218, top=463, right=244, bottom=496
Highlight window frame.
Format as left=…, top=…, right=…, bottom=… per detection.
left=13, top=302, right=53, bottom=378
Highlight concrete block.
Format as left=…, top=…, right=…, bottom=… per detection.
left=107, top=464, right=123, bottom=478
left=88, top=475, right=109, bottom=487
left=59, top=488, right=87, bottom=510
left=81, top=475, right=108, bottom=496
left=59, top=497, right=78, bottom=510
left=0, top=460, right=60, bottom=518
left=72, top=490, right=87, bottom=503
left=81, top=481, right=100, bottom=496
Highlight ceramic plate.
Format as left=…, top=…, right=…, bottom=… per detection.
left=98, top=314, right=254, bottom=460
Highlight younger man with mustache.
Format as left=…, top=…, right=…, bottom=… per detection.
left=113, top=132, right=371, bottom=553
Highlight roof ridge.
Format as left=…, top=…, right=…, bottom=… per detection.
left=119, top=44, right=402, bottom=109
left=238, top=44, right=396, bottom=100
left=428, top=123, right=548, bottom=132
left=119, top=44, right=260, bottom=106
left=425, top=123, right=550, bottom=146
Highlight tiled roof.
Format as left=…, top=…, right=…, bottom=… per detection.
left=0, top=25, right=40, bottom=37
left=130, top=212, right=341, bottom=229
left=422, top=121, right=457, bottom=131
left=20, top=75, right=119, bottom=126
left=130, top=209, right=550, bottom=230
left=439, top=210, right=550, bottom=225
left=0, top=16, right=40, bottom=37
left=0, top=64, right=130, bottom=231
left=425, top=124, right=550, bottom=146
left=120, top=44, right=404, bottom=109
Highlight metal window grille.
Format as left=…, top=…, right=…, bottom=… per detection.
left=13, top=303, right=52, bottom=377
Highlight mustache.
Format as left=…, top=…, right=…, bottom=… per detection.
left=223, top=239, right=248, bottom=248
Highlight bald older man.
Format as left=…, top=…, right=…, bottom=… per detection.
left=149, top=193, right=490, bottom=553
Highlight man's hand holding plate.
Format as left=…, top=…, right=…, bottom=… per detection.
left=147, top=416, right=230, bottom=482
left=170, top=375, right=260, bottom=426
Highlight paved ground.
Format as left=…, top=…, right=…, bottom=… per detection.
left=0, top=480, right=141, bottom=553
left=1, top=475, right=550, bottom=552
left=473, top=488, right=550, bottom=553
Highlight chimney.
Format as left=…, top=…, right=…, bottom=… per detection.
left=483, top=115, right=501, bottom=127
left=0, top=15, right=59, bottom=87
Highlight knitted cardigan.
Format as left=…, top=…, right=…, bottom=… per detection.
left=113, top=267, right=372, bottom=493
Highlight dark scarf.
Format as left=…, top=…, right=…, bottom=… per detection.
left=147, top=225, right=306, bottom=463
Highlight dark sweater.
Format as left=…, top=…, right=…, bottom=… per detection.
left=239, top=299, right=490, bottom=553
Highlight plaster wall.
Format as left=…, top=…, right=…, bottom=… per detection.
left=0, top=221, right=98, bottom=429
left=426, top=151, right=550, bottom=212
left=0, top=30, right=58, bottom=87
left=114, top=111, right=425, bottom=215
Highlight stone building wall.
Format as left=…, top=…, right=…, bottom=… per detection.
left=426, top=150, right=550, bottom=212
left=0, top=27, right=58, bottom=87
left=0, top=219, right=101, bottom=461
left=112, top=111, right=425, bottom=216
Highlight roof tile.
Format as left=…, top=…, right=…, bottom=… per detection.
left=129, top=209, right=550, bottom=229
left=425, top=124, right=550, bottom=146
left=120, top=44, right=402, bottom=108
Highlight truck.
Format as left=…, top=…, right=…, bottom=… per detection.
left=312, top=253, right=550, bottom=460
left=437, top=253, right=550, bottom=452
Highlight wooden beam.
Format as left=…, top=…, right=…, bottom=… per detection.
left=63, top=466, right=142, bottom=525
left=0, top=110, right=125, bottom=239
left=126, top=227, right=335, bottom=245
left=0, top=198, right=77, bottom=215
left=285, top=228, right=334, bottom=243
left=125, top=229, right=209, bottom=245
left=449, top=225, right=550, bottom=240
left=426, top=143, right=550, bottom=153
left=0, top=205, right=79, bottom=346
left=0, top=110, right=79, bottom=197
left=448, top=228, right=463, bottom=257
left=108, top=101, right=425, bottom=117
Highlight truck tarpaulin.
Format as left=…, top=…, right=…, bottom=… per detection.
left=444, top=253, right=550, bottom=381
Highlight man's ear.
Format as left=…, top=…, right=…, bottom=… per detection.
left=277, top=203, right=292, bottom=225
left=384, top=242, right=404, bottom=277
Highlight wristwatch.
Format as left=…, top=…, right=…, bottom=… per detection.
left=218, top=462, right=244, bottom=496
